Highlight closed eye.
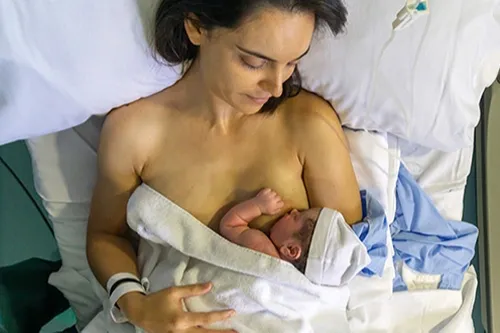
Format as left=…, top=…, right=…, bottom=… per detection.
left=240, top=56, right=266, bottom=70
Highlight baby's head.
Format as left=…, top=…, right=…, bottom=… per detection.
left=269, top=207, right=321, bottom=273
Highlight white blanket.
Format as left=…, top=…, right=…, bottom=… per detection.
left=124, top=184, right=371, bottom=333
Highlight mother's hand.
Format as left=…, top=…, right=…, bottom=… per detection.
left=119, top=283, right=237, bottom=333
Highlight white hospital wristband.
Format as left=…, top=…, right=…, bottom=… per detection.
left=106, top=272, right=141, bottom=294
left=109, top=281, right=146, bottom=324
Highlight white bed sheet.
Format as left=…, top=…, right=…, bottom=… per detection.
left=345, top=134, right=478, bottom=333
left=393, top=135, right=474, bottom=222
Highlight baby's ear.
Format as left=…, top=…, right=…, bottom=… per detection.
left=279, top=241, right=302, bottom=261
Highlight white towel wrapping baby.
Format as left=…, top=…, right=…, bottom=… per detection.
left=127, top=184, right=371, bottom=333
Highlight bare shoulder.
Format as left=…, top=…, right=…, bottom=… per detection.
left=288, top=90, right=337, bottom=115
left=281, top=90, right=346, bottom=146
left=100, top=96, right=170, bottom=172
left=104, top=97, right=165, bottom=138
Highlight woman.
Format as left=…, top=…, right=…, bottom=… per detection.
left=86, top=0, right=361, bottom=332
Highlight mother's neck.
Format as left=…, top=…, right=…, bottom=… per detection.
left=179, top=59, right=246, bottom=134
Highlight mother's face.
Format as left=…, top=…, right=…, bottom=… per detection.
left=188, top=7, right=315, bottom=114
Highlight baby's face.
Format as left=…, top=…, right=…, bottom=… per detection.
left=269, top=208, right=321, bottom=246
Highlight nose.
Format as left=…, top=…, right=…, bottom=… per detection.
left=290, top=209, right=299, bottom=217
left=262, top=68, right=284, bottom=98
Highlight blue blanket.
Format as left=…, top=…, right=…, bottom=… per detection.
left=352, top=164, right=478, bottom=291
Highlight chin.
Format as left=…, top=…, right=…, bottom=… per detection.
left=240, top=105, right=264, bottom=115
left=236, top=95, right=268, bottom=115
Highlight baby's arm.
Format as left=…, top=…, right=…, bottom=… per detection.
left=220, top=188, right=284, bottom=258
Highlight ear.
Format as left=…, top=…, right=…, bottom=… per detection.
left=184, top=14, right=204, bottom=46
left=279, top=241, right=302, bottom=261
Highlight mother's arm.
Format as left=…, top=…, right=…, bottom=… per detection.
left=86, top=106, right=150, bottom=317
left=86, top=105, right=235, bottom=332
left=295, top=94, right=362, bottom=225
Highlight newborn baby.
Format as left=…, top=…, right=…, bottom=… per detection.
left=220, top=188, right=321, bottom=273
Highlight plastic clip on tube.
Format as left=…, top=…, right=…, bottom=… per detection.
left=393, top=0, right=430, bottom=31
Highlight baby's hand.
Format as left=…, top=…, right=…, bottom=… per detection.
left=255, top=188, right=284, bottom=215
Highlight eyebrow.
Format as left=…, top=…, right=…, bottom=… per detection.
left=236, top=45, right=310, bottom=63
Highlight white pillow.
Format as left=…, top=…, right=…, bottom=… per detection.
left=300, top=0, right=500, bottom=151
left=0, top=0, right=179, bottom=145
left=1, top=0, right=499, bottom=148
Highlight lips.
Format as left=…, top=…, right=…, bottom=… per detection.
left=247, top=94, right=271, bottom=105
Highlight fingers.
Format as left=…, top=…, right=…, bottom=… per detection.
left=268, top=189, right=279, bottom=198
left=258, top=188, right=272, bottom=196
left=171, top=283, right=212, bottom=298
left=267, top=191, right=283, bottom=202
left=259, top=188, right=280, bottom=198
left=271, top=192, right=283, bottom=203
left=186, top=309, right=236, bottom=327
left=269, top=202, right=284, bottom=215
left=272, top=197, right=284, bottom=209
left=257, top=188, right=284, bottom=215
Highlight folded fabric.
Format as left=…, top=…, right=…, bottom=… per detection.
left=391, top=164, right=479, bottom=291
left=124, top=184, right=372, bottom=333
left=351, top=190, right=389, bottom=278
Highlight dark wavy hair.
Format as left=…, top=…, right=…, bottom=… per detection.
left=154, top=0, right=347, bottom=113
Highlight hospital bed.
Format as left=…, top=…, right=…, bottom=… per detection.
left=0, top=112, right=488, bottom=333
left=476, top=79, right=500, bottom=332
left=1, top=0, right=499, bottom=332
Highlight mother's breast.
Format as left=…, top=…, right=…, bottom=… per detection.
left=199, top=166, right=310, bottom=234
left=142, top=110, right=309, bottom=233
left=144, top=157, right=309, bottom=235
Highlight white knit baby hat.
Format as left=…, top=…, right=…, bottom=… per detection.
left=305, top=208, right=371, bottom=286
